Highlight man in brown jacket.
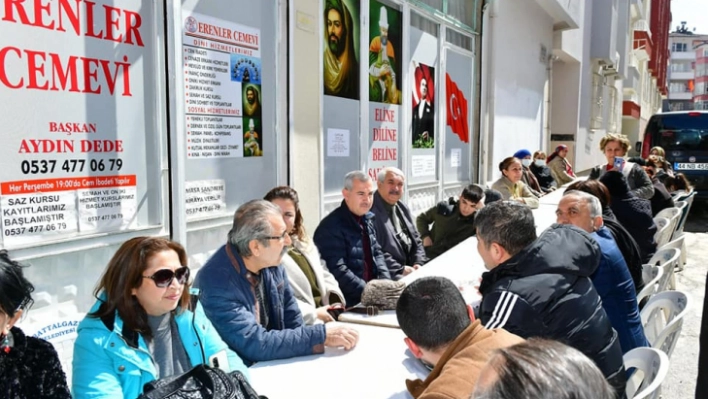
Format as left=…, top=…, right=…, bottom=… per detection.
left=395, top=276, right=524, bottom=399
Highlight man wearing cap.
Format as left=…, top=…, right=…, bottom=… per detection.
left=371, top=167, right=427, bottom=279
left=369, top=5, right=401, bottom=104
left=513, top=149, right=544, bottom=197
left=416, top=184, right=501, bottom=259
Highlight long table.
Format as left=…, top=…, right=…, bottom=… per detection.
left=249, top=186, right=572, bottom=397
left=249, top=323, right=428, bottom=399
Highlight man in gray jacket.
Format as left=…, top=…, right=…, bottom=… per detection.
left=371, top=167, right=427, bottom=279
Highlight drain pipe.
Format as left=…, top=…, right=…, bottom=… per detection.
left=479, top=0, right=497, bottom=184
left=545, top=54, right=558, bottom=151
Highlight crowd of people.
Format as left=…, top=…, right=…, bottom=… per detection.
left=0, top=135, right=699, bottom=399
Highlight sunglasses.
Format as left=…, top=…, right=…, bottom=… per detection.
left=143, top=266, right=190, bottom=288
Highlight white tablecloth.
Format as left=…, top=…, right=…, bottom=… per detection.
left=250, top=188, right=571, bottom=397
left=249, top=323, right=427, bottom=399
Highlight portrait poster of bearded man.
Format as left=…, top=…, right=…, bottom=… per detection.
left=243, top=84, right=261, bottom=118
left=323, top=0, right=360, bottom=100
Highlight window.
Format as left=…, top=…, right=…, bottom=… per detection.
left=672, top=42, right=687, bottom=52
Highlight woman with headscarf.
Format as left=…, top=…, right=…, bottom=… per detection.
left=513, top=149, right=544, bottom=197
left=546, top=144, right=576, bottom=186
left=599, top=171, right=657, bottom=264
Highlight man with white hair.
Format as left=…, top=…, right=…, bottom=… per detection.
left=314, top=171, right=391, bottom=305
left=371, top=167, right=427, bottom=279
left=556, top=190, right=648, bottom=354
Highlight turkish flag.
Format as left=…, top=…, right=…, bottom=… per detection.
left=445, top=73, right=469, bottom=143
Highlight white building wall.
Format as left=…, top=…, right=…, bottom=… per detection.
left=488, top=0, right=554, bottom=181
left=575, top=0, right=609, bottom=173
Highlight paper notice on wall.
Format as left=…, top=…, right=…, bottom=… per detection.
left=183, top=13, right=263, bottom=159
left=0, top=191, right=78, bottom=247
left=78, top=185, right=138, bottom=233
left=411, top=155, right=436, bottom=177
left=451, top=148, right=462, bottom=168
left=185, top=180, right=227, bottom=220
left=327, top=128, right=350, bottom=157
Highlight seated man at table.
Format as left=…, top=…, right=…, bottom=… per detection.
left=194, top=200, right=359, bottom=365
left=371, top=167, right=427, bottom=279
left=314, top=171, right=391, bottom=305
left=473, top=339, right=616, bottom=399
left=474, top=202, right=627, bottom=397
left=556, top=191, right=648, bottom=354
left=396, top=276, right=524, bottom=399
left=416, top=185, right=501, bottom=260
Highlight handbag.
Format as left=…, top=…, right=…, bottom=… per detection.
left=138, top=364, right=267, bottom=399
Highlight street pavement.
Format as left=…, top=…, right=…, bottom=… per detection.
left=660, top=200, right=707, bottom=399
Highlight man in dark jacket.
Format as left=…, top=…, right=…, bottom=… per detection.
left=557, top=191, right=649, bottom=354
left=314, top=171, right=391, bottom=305
left=194, top=200, right=359, bottom=365
left=474, top=202, right=627, bottom=397
left=371, top=167, right=427, bottom=279
left=416, top=184, right=493, bottom=260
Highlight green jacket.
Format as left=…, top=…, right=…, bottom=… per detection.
left=415, top=198, right=476, bottom=259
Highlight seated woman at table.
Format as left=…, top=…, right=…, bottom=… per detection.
left=72, top=237, right=248, bottom=398
left=664, top=173, right=693, bottom=200
left=264, top=186, right=345, bottom=325
left=0, top=250, right=72, bottom=399
left=491, top=157, right=539, bottom=209
left=589, top=133, right=654, bottom=200
left=566, top=179, right=644, bottom=293
left=513, top=149, right=544, bottom=197
left=530, top=150, right=557, bottom=194
left=643, top=157, right=675, bottom=216
left=599, top=171, right=657, bottom=264
left=546, top=144, right=576, bottom=186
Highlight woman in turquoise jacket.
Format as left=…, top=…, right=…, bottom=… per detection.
left=72, top=237, right=248, bottom=398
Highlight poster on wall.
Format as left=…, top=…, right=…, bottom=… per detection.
left=411, top=62, right=436, bottom=149
left=323, top=0, right=360, bottom=99
left=182, top=13, right=263, bottom=159
left=367, top=1, right=402, bottom=179
left=0, top=0, right=155, bottom=247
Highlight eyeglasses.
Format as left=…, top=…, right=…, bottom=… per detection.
left=143, top=266, right=190, bottom=288
left=261, top=230, right=289, bottom=242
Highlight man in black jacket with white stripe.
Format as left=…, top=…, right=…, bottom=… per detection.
left=475, top=201, right=627, bottom=398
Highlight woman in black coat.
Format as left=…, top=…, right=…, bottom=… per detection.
left=599, top=171, right=658, bottom=264
left=530, top=150, right=557, bottom=193
left=0, top=250, right=71, bottom=399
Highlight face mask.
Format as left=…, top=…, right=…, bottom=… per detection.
left=521, top=159, right=532, bottom=167
left=534, top=159, right=545, bottom=167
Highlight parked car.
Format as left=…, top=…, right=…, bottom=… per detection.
left=640, top=111, right=708, bottom=198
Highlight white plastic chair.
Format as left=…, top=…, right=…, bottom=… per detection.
left=659, top=235, right=687, bottom=271
left=647, top=248, right=680, bottom=292
left=636, top=265, right=663, bottom=308
left=623, top=347, right=670, bottom=399
left=655, top=207, right=681, bottom=241
left=640, top=290, right=690, bottom=358
left=670, top=201, right=688, bottom=239
left=652, top=217, right=672, bottom=248
left=673, top=191, right=695, bottom=236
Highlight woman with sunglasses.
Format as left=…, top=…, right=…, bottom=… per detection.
left=0, top=250, right=71, bottom=399
left=264, top=186, right=345, bottom=324
left=72, top=237, right=248, bottom=398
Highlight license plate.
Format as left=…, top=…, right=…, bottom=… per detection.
left=675, top=163, right=708, bottom=170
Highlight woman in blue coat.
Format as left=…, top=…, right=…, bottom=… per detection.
left=72, top=237, right=248, bottom=398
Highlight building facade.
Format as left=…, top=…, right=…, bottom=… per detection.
left=667, top=32, right=708, bottom=111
